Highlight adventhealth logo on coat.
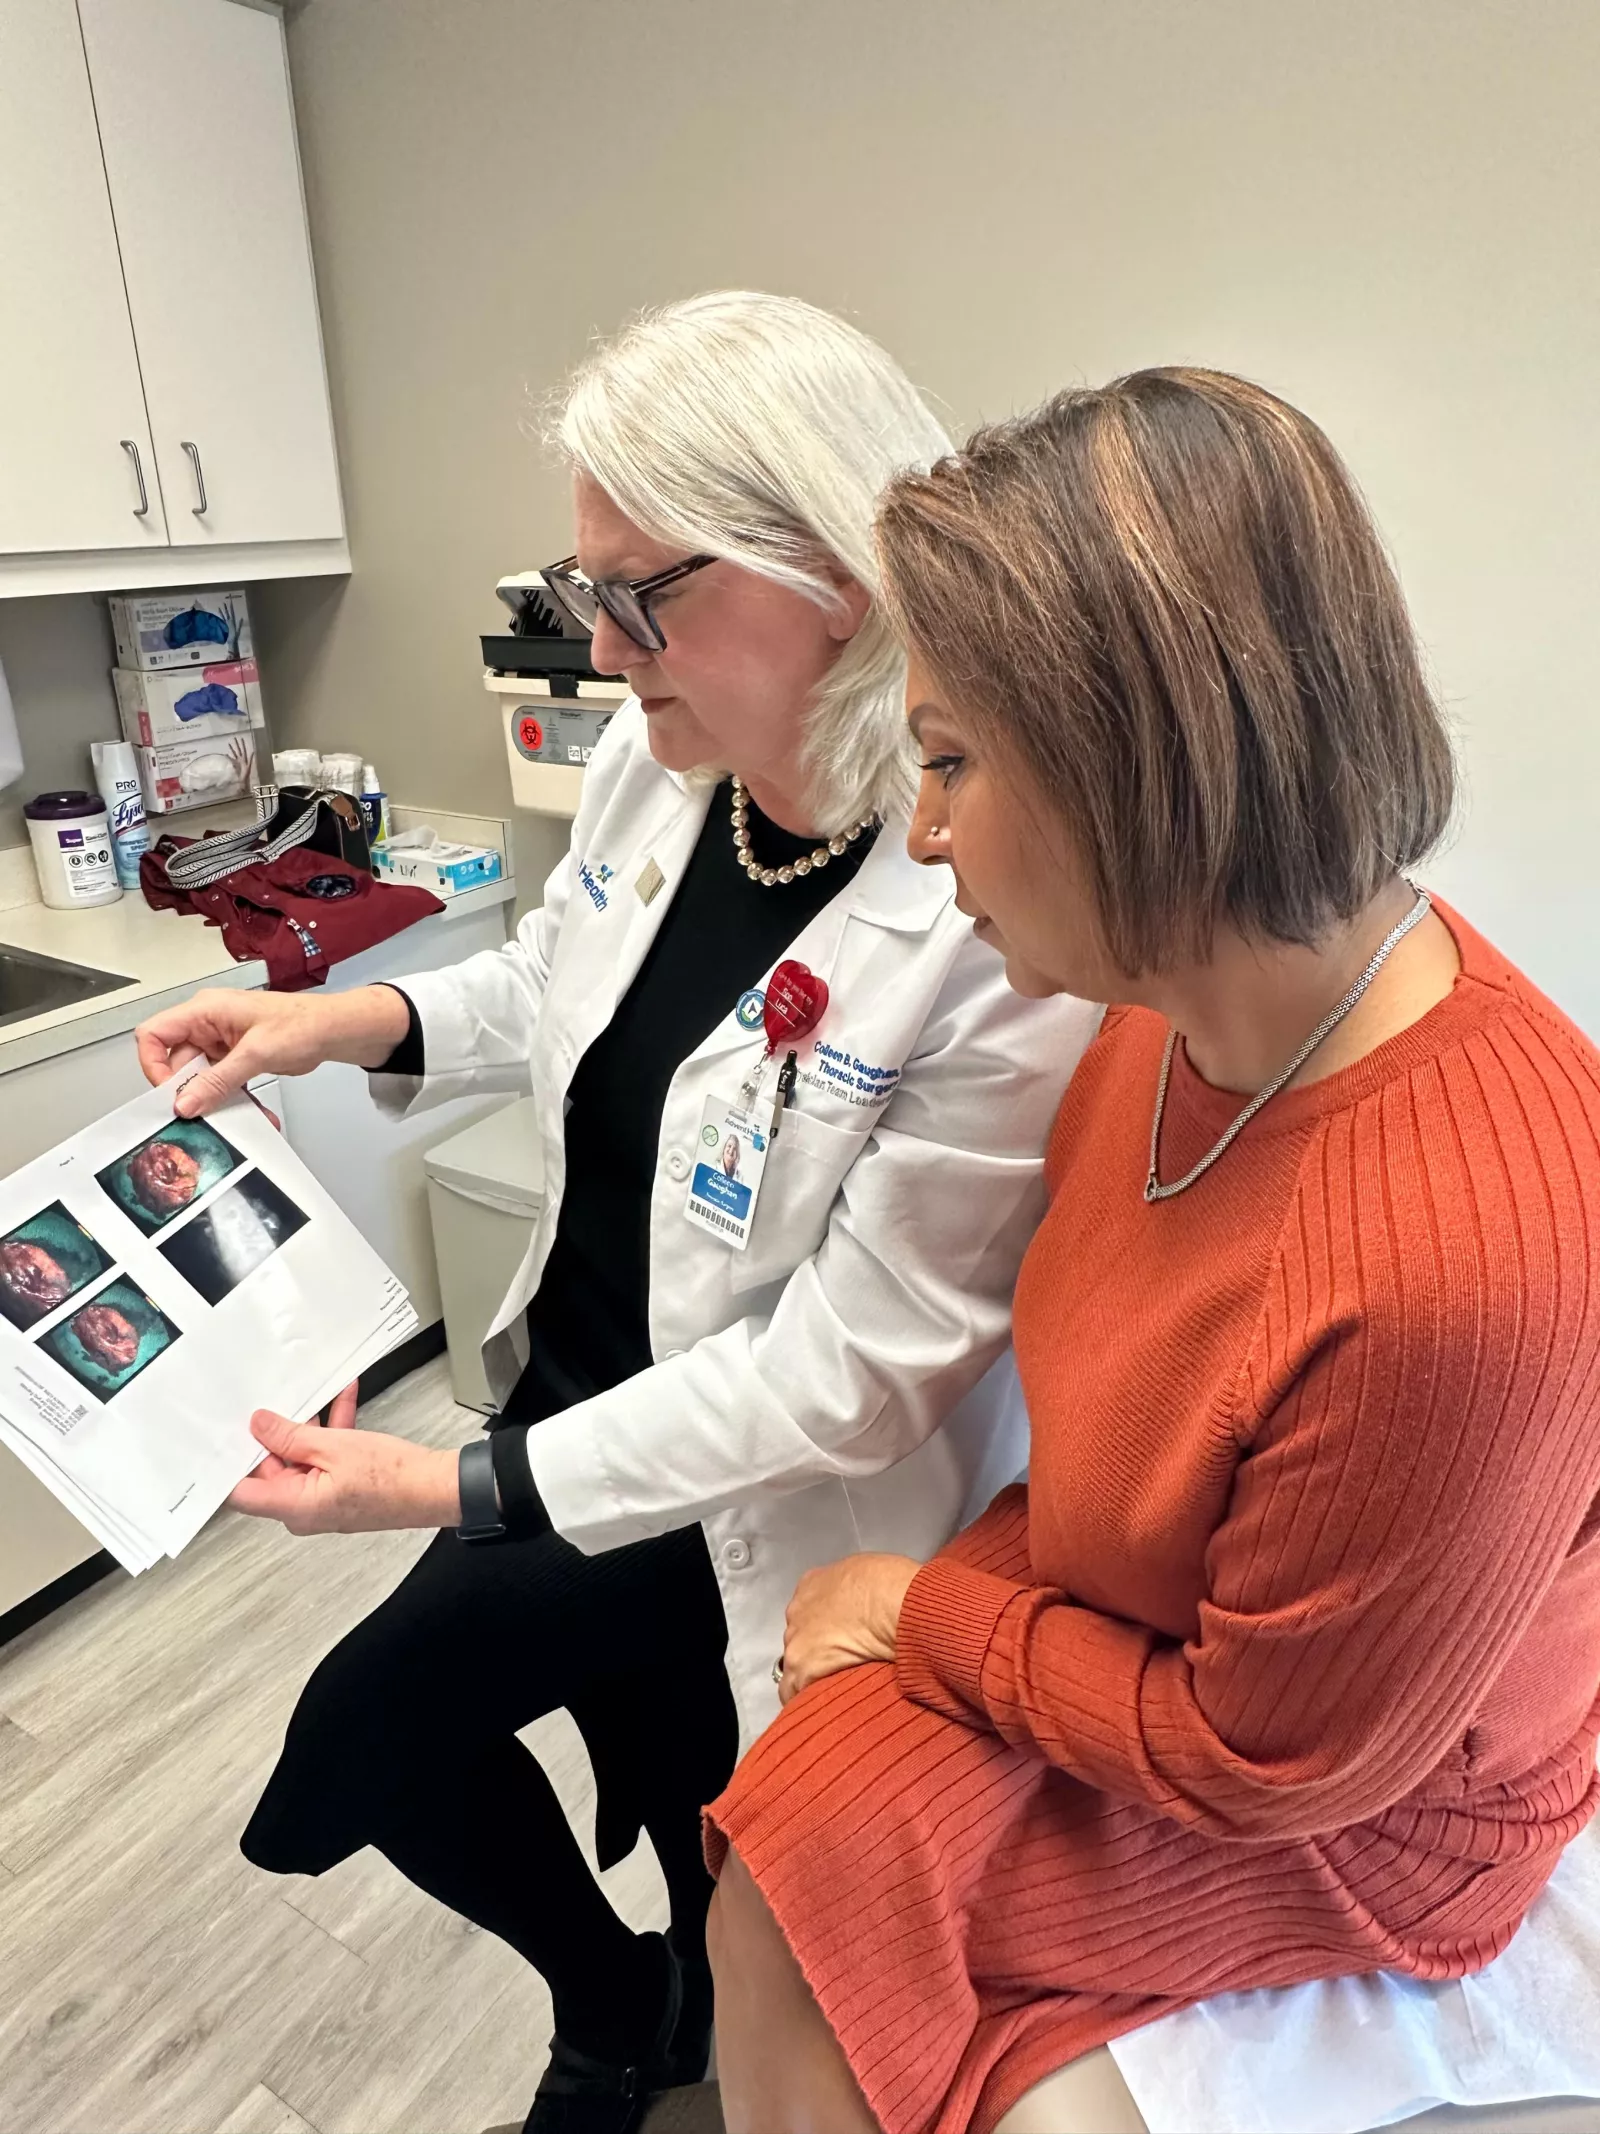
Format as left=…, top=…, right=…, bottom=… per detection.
left=578, top=861, right=611, bottom=911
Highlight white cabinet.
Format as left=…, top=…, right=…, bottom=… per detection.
left=0, top=0, right=169, bottom=556
left=77, top=0, right=345, bottom=550
left=0, top=0, right=348, bottom=596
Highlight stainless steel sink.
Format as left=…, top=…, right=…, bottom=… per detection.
left=0, top=944, right=136, bottom=1030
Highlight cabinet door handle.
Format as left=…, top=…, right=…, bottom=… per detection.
left=121, top=439, right=150, bottom=517
left=181, top=440, right=209, bottom=517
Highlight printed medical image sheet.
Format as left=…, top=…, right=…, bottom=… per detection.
left=0, top=1075, right=418, bottom=1572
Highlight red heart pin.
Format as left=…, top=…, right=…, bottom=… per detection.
left=763, top=960, right=828, bottom=1053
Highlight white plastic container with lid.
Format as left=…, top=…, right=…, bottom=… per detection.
left=23, top=791, right=123, bottom=909
left=423, top=1098, right=546, bottom=1412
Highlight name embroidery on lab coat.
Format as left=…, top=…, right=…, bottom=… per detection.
left=799, top=1041, right=902, bottom=1109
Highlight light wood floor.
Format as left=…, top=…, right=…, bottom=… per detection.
left=0, top=1358, right=669, bottom=2134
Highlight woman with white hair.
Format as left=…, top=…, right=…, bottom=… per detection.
left=137, top=291, right=1099, bottom=2133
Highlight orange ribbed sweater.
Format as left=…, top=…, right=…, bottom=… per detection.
left=898, top=903, right=1600, bottom=1845
left=708, top=902, right=1600, bottom=2134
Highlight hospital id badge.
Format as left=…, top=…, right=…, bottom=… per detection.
left=683, top=1095, right=770, bottom=1252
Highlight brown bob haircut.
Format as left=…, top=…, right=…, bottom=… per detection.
left=876, top=368, right=1455, bottom=974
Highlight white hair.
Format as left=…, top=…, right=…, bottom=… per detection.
left=554, top=290, right=952, bottom=832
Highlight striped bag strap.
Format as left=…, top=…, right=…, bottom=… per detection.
left=161, top=785, right=323, bottom=892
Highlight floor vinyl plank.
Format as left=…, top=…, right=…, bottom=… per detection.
left=0, top=1361, right=594, bottom=2134
left=390, top=1973, right=552, bottom=2134
left=260, top=1883, right=542, bottom=2134
left=213, top=2082, right=323, bottom=2134
left=0, top=1860, right=362, bottom=2134
left=0, top=1711, right=49, bottom=1859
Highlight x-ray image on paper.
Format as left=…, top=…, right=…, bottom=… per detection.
left=158, top=1170, right=309, bottom=1306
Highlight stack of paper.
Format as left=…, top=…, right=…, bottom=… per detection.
left=0, top=1076, right=418, bottom=1572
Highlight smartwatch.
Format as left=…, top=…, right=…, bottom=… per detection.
left=455, top=1437, right=507, bottom=1544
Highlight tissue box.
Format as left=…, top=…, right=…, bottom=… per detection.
left=115, top=662, right=266, bottom=746
left=109, top=589, right=253, bottom=671
left=373, top=840, right=503, bottom=896
left=137, top=730, right=259, bottom=815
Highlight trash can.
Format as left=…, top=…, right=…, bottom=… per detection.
left=423, top=1096, right=545, bottom=1413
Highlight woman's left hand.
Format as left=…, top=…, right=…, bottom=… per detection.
left=229, top=1385, right=462, bottom=1534
left=778, top=1552, right=922, bottom=1704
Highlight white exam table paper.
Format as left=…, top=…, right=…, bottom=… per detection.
left=1109, top=1815, right=1600, bottom=2133
left=0, top=1075, right=416, bottom=1570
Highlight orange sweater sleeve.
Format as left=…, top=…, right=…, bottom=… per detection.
left=895, top=1133, right=1600, bottom=1841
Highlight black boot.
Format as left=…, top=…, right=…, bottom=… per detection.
left=659, top=1929, right=714, bottom=2088
left=522, top=1932, right=685, bottom=2134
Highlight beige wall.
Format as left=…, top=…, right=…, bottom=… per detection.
left=266, top=0, right=1600, bottom=1032
left=0, top=599, right=123, bottom=853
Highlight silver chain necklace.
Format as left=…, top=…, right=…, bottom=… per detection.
left=730, top=778, right=875, bottom=888
left=1144, top=887, right=1432, bottom=1203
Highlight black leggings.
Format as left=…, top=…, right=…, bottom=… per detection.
left=241, top=1516, right=739, bottom=2061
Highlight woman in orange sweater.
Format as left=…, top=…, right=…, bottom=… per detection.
left=701, top=369, right=1600, bottom=2134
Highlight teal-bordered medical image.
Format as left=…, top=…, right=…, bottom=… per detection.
left=0, top=1203, right=115, bottom=1332
left=38, top=1277, right=180, bottom=1403
left=96, top=1118, right=242, bottom=1237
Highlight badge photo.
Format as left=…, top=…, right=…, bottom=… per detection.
left=684, top=1097, right=770, bottom=1251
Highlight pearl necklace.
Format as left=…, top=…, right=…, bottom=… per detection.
left=1144, top=886, right=1432, bottom=1201
left=730, top=778, right=875, bottom=887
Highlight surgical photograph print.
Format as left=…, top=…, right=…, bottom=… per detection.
left=0, top=1204, right=115, bottom=1331
left=158, top=1171, right=309, bottom=1306
left=96, top=1118, right=242, bottom=1237
left=37, top=1278, right=180, bottom=1402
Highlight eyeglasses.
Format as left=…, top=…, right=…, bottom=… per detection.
left=537, top=552, right=716, bottom=654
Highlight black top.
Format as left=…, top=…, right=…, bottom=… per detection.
left=385, top=780, right=876, bottom=1432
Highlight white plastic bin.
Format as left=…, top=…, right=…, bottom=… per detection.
left=423, top=1097, right=545, bottom=1413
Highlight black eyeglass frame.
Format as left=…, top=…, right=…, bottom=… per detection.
left=538, top=552, right=716, bottom=654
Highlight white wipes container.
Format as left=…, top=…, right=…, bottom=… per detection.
left=424, top=1099, right=546, bottom=1412
left=23, top=791, right=123, bottom=909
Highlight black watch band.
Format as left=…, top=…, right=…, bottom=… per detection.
left=489, top=1423, right=551, bottom=1541
left=455, top=1437, right=507, bottom=1544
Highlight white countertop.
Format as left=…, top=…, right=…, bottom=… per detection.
left=0, top=836, right=515, bottom=1076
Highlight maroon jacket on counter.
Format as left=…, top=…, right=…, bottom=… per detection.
left=141, top=839, right=445, bottom=991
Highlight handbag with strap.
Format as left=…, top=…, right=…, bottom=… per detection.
left=157, top=783, right=371, bottom=891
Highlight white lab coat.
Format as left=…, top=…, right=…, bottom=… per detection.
left=381, top=702, right=1100, bottom=1749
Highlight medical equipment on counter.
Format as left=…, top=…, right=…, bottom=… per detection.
left=483, top=573, right=629, bottom=819
left=115, top=661, right=266, bottom=746
left=23, top=790, right=122, bottom=908
left=89, top=739, right=151, bottom=889
left=319, top=751, right=363, bottom=796
left=108, top=588, right=253, bottom=671
left=373, top=827, right=501, bottom=897
left=360, top=765, right=390, bottom=845
left=137, top=730, right=259, bottom=815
